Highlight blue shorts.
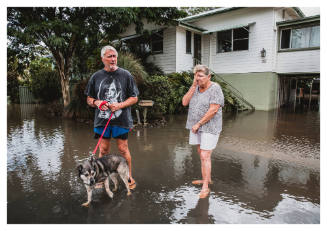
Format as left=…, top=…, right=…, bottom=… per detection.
left=94, top=126, right=130, bottom=140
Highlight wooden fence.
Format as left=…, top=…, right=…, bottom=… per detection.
left=19, top=86, right=34, bottom=104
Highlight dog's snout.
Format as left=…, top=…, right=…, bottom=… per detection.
left=90, top=178, right=95, bottom=185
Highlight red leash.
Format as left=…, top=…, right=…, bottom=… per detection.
left=92, top=101, right=113, bottom=155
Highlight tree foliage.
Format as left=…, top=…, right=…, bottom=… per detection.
left=117, top=52, right=148, bottom=85
left=28, top=57, right=61, bottom=103
left=7, top=7, right=187, bottom=109
left=7, top=71, right=20, bottom=104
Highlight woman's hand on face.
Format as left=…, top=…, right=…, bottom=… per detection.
left=192, top=74, right=198, bottom=87
left=192, top=123, right=201, bottom=133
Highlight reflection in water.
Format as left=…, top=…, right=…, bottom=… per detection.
left=173, top=146, right=192, bottom=179
left=7, top=105, right=319, bottom=224
left=241, top=155, right=270, bottom=197
left=8, top=119, right=64, bottom=175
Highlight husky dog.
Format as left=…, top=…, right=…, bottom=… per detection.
left=77, top=154, right=131, bottom=207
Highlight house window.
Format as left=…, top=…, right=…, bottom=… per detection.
left=217, top=30, right=232, bottom=52
left=280, top=25, right=320, bottom=50
left=186, top=30, right=191, bottom=53
left=151, top=30, right=163, bottom=54
left=217, top=27, right=249, bottom=53
left=281, top=29, right=291, bottom=49
left=122, top=35, right=151, bottom=55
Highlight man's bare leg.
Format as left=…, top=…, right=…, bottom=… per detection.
left=116, top=139, right=135, bottom=189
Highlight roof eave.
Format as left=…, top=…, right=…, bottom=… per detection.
left=277, top=15, right=320, bottom=27
left=292, top=7, right=305, bottom=18
left=180, top=7, right=244, bottom=22
left=178, top=21, right=207, bottom=33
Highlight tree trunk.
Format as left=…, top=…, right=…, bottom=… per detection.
left=59, top=72, right=71, bottom=108
left=52, top=49, right=73, bottom=117
left=59, top=71, right=73, bottom=118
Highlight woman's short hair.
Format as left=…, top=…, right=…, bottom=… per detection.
left=101, top=45, right=118, bottom=58
left=193, top=64, right=210, bottom=75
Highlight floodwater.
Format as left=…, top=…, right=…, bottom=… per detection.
left=7, top=104, right=320, bottom=224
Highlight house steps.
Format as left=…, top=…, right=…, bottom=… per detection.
left=212, top=72, right=255, bottom=112
left=192, top=58, right=255, bottom=111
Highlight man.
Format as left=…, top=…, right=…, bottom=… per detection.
left=85, top=45, right=139, bottom=189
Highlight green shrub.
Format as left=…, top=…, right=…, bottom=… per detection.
left=136, top=71, right=241, bottom=118
left=118, top=52, right=148, bottom=85
left=66, top=78, right=94, bottom=119
left=138, top=75, right=173, bottom=117
left=7, top=71, right=20, bottom=103
left=211, top=75, right=241, bottom=111
left=167, top=72, right=193, bottom=114
left=29, top=58, right=61, bottom=103
left=143, top=62, right=164, bottom=76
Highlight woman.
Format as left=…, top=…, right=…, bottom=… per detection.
left=182, top=64, right=224, bottom=198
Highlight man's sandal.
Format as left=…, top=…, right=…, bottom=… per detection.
left=192, top=180, right=213, bottom=185
left=199, top=188, right=210, bottom=199
left=129, top=182, right=136, bottom=190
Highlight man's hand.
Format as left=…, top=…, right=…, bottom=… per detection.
left=95, top=100, right=109, bottom=111
left=109, top=102, right=122, bottom=112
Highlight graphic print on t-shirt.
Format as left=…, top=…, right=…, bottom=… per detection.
left=97, top=78, right=123, bottom=119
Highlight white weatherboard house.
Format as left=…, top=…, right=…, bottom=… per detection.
left=119, top=7, right=320, bottom=111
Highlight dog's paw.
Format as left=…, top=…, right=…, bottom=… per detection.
left=108, top=191, right=114, bottom=199
left=113, top=187, right=118, bottom=192
left=81, top=202, right=90, bottom=207
left=127, top=191, right=132, bottom=196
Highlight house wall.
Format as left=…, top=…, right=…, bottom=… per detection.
left=271, top=8, right=298, bottom=72
left=191, top=8, right=276, bottom=73
left=118, top=20, right=176, bottom=73
left=218, top=72, right=279, bottom=110
left=274, top=9, right=320, bottom=74
left=276, top=50, right=320, bottom=74
left=119, top=19, right=166, bottom=37
left=117, top=8, right=317, bottom=111
left=146, top=27, right=177, bottom=73
left=175, top=27, right=194, bottom=72
left=202, top=34, right=211, bottom=67
left=186, top=7, right=302, bottom=110
left=274, top=8, right=296, bottom=21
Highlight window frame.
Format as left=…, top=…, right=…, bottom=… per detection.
left=186, top=30, right=192, bottom=54
left=151, top=30, right=164, bottom=54
left=216, top=26, right=249, bottom=53
left=278, top=23, right=320, bottom=52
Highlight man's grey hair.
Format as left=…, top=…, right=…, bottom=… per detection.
left=193, top=64, right=210, bottom=75
left=101, top=45, right=118, bottom=58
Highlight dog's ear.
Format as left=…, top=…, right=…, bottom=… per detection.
left=77, top=164, right=83, bottom=176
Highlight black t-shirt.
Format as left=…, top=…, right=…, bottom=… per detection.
left=84, top=68, right=139, bottom=129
